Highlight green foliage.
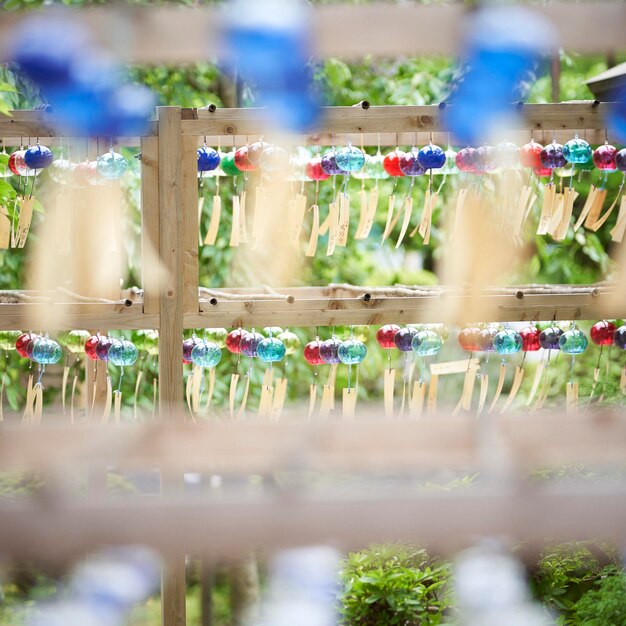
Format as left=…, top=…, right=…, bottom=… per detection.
left=567, top=567, right=626, bottom=626
left=339, top=545, right=453, bottom=626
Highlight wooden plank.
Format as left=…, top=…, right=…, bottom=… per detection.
left=0, top=306, right=157, bottom=331
left=188, top=289, right=624, bottom=329
left=0, top=3, right=622, bottom=63
left=182, top=135, right=199, bottom=314
left=156, top=106, right=186, bottom=626
left=141, top=136, right=160, bottom=316
left=1, top=414, right=625, bottom=474
left=181, top=102, right=612, bottom=139
left=1, top=483, right=626, bottom=563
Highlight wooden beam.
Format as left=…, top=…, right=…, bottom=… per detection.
left=182, top=135, right=199, bottom=315
left=0, top=3, right=623, bottom=64
left=0, top=483, right=625, bottom=563
left=0, top=304, right=157, bottom=331
left=1, top=414, right=625, bottom=475
left=182, top=102, right=613, bottom=138
left=187, top=287, right=623, bottom=329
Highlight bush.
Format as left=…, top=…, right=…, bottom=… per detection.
left=339, top=544, right=453, bottom=626
left=568, top=568, right=626, bottom=626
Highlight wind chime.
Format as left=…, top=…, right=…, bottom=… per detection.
left=15, top=331, right=62, bottom=423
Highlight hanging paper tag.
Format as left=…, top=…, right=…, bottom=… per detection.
left=15, top=197, right=34, bottom=249
left=573, top=185, right=598, bottom=231
left=620, top=366, right=626, bottom=395
left=537, top=184, right=556, bottom=235
left=191, top=365, right=203, bottom=414
left=361, top=187, right=379, bottom=240
left=114, top=390, right=122, bottom=423
left=513, top=185, right=533, bottom=237
left=526, top=360, right=545, bottom=406
left=326, top=201, right=339, bottom=256
left=133, top=369, right=144, bottom=420
left=354, top=188, right=369, bottom=240
left=489, top=362, right=507, bottom=413
left=62, top=364, right=69, bottom=415
left=290, top=193, right=308, bottom=244
left=230, top=196, right=241, bottom=247
left=336, top=194, right=350, bottom=246
left=427, top=374, right=439, bottom=414
left=552, top=187, right=578, bottom=240
left=383, top=368, right=395, bottom=418
left=204, top=195, right=222, bottom=246
left=395, top=196, right=413, bottom=248
left=409, top=380, right=426, bottom=419
left=431, top=359, right=479, bottom=375
left=381, top=194, right=396, bottom=242
left=584, top=187, right=607, bottom=229
left=418, top=189, right=437, bottom=245
left=22, top=374, right=34, bottom=423
left=271, top=377, right=287, bottom=419
left=252, top=185, right=268, bottom=241
left=547, top=192, right=565, bottom=236
left=308, top=383, right=317, bottom=418
left=500, top=367, right=524, bottom=413
left=258, top=383, right=274, bottom=419
left=460, top=367, right=476, bottom=412
left=306, top=204, right=320, bottom=257
left=33, top=383, right=43, bottom=425
left=610, top=196, right=626, bottom=243
left=70, top=374, right=78, bottom=423
left=476, top=373, right=489, bottom=415
left=152, top=378, right=158, bottom=418
left=566, top=381, right=579, bottom=414
left=101, top=376, right=112, bottom=424
left=229, top=373, right=239, bottom=419
left=239, top=190, right=248, bottom=243
left=0, top=208, right=10, bottom=249
left=590, top=189, right=622, bottom=232
left=343, top=387, right=357, bottom=420
left=201, top=368, right=216, bottom=416
left=320, top=384, right=334, bottom=418
left=236, top=375, right=250, bottom=418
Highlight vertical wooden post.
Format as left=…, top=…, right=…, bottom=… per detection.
left=182, top=134, right=199, bottom=315
left=141, top=135, right=161, bottom=317
left=157, top=106, right=186, bottom=626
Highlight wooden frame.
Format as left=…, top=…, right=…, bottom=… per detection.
left=0, top=2, right=623, bottom=63
left=0, top=101, right=625, bottom=625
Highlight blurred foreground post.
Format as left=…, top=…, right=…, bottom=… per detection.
left=157, top=106, right=187, bottom=626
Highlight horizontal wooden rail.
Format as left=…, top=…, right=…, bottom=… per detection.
left=189, top=285, right=624, bottom=328
left=1, top=414, right=625, bottom=474
left=1, top=484, right=625, bottom=562
left=0, top=3, right=623, bottom=65
left=0, top=103, right=615, bottom=146
left=0, top=303, right=158, bottom=331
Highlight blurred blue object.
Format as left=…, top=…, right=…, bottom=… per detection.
left=222, top=0, right=321, bottom=132
left=445, top=7, right=557, bottom=146
left=27, top=546, right=160, bottom=626
left=607, top=86, right=626, bottom=143
left=9, top=15, right=155, bottom=137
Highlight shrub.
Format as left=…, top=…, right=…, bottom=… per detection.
left=339, top=544, right=453, bottom=626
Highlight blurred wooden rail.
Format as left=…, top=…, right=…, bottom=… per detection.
left=1, top=414, right=626, bottom=474
left=0, top=2, right=623, bottom=63
left=1, top=484, right=626, bottom=562
left=0, top=103, right=615, bottom=147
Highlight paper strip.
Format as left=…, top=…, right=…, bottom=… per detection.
left=537, top=184, right=556, bottom=235
left=566, top=381, right=579, bottom=414
left=101, top=376, right=112, bottom=424
left=308, top=383, right=317, bottom=418
left=204, top=195, right=222, bottom=246
left=489, top=363, right=507, bottom=413
left=271, top=377, right=287, bottom=419
left=230, top=196, right=241, bottom=247
left=584, top=187, right=607, bottom=229
left=526, top=360, right=545, bottom=406
left=336, top=194, right=350, bottom=246
left=22, top=374, right=34, bottom=423
left=236, top=375, right=250, bottom=418
left=476, top=373, right=489, bottom=415
left=501, top=366, right=525, bottom=413
left=381, top=194, right=396, bottom=242
left=409, top=380, right=426, bottom=419
left=610, top=196, right=626, bottom=242
left=354, top=188, right=368, bottom=239
left=15, top=197, right=34, bottom=248
left=383, top=368, right=395, bottom=418
left=343, top=387, right=357, bottom=420
left=326, top=201, right=339, bottom=256
left=114, top=390, right=122, bottom=423
left=306, top=204, right=320, bottom=257
left=239, top=190, right=248, bottom=243
left=229, top=373, right=239, bottom=419
left=133, top=369, right=144, bottom=420
left=395, top=196, right=414, bottom=248
left=427, top=374, right=439, bottom=414
left=62, top=364, right=69, bottom=414
left=361, top=187, right=379, bottom=239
